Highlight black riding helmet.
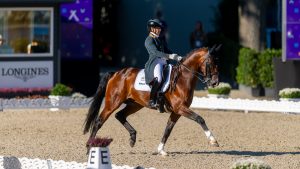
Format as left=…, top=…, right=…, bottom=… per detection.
left=147, top=19, right=163, bottom=31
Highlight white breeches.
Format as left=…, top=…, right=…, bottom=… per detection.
left=153, top=60, right=164, bottom=83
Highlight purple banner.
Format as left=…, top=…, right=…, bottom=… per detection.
left=60, top=0, right=93, bottom=60
left=61, top=0, right=93, bottom=29
left=286, top=0, right=300, bottom=60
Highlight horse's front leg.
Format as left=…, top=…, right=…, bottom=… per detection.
left=158, top=113, right=181, bottom=156
left=178, top=106, right=219, bottom=147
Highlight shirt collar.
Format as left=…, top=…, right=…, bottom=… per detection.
left=150, top=32, right=159, bottom=38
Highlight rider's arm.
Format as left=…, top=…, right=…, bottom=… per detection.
left=145, top=37, right=182, bottom=61
left=161, top=38, right=182, bottom=61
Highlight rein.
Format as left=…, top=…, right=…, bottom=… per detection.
left=178, top=62, right=209, bottom=83
left=177, top=52, right=213, bottom=83
left=170, top=48, right=218, bottom=92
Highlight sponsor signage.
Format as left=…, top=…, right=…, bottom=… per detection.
left=0, top=61, right=53, bottom=88
left=283, top=0, right=300, bottom=61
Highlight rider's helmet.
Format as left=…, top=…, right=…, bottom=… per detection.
left=147, top=19, right=163, bottom=31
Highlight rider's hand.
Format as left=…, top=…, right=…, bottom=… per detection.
left=169, top=54, right=183, bottom=61
left=176, top=55, right=183, bottom=61
left=168, top=54, right=177, bottom=60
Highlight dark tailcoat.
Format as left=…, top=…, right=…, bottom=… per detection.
left=144, top=35, right=172, bottom=84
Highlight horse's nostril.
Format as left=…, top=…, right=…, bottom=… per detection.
left=211, top=80, right=219, bottom=87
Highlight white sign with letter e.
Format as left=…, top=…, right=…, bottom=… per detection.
left=87, top=147, right=112, bottom=169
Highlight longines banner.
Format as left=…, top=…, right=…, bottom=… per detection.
left=0, top=61, right=53, bottom=88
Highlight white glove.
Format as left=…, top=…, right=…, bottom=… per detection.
left=169, top=54, right=183, bottom=61
left=176, top=56, right=183, bottom=61
left=168, top=54, right=177, bottom=60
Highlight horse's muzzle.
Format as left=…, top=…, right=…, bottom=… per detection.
left=208, top=75, right=219, bottom=87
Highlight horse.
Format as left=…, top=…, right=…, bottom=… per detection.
left=83, top=45, right=221, bottom=156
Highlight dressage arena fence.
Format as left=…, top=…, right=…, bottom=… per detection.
left=0, top=156, right=155, bottom=169
left=191, top=97, right=300, bottom=114
left=0, top=97, right=92, bottom=110
left=0, top=96, right=299, bottom=114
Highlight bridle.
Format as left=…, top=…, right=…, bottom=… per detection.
left=177, top=45, right=221, bottom=84
left=178, top=52, right=216, bottom=83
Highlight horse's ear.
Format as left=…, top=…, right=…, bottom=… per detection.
left=215, top=44, right=222, bottom=52
left=209, top=44, right=217, bottom=54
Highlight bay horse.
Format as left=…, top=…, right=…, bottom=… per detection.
left=83, top=46, right=221, bottom=156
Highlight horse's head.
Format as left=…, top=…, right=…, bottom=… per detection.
left=183, top=45, right=221, bottom=87
left=205, top=45, right=221, bottom=87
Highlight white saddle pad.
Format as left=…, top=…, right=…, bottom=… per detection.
left=134, top=64, right=172, bottom=92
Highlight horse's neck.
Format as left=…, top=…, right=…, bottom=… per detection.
left=180, top=53, right=204, bottom=90
left=183, top=56, right=199, bottom=72
left=182, top=52, right=203, bottom=77
left=177, top=60, right=199, bottom=91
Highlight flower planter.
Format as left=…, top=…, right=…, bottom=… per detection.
left=279, top=98, right=300, bottom=102
left=239, top=84, right=264, bottom=97
left=279, top=88, right=300, bottom=102
left=207, top=82, right=231, bottom=98
left=264, top=87, right=275, bottom=97
left=86, top=137, right=113, bottom=169
left=207, top=94, right=229, bottom=99
left=48, top=95, right=71, bottom=111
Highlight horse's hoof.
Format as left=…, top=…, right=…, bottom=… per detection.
left=86, top=146, right=91, bottom=155
left=209, top=140, right=219, bottom=147
left=158, top=150, right=168, bottom=156
left=129, top=138, right=136, bottom=147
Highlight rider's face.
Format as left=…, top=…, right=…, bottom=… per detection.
left=151, top=27, right=161, bottom=36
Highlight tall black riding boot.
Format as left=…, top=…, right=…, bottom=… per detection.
left=157, top=92, right=165, bottom=113
left=149, top=78, right=161, bottom=108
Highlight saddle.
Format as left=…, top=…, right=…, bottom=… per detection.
left=134, top=64, right=173, bottom=113
left=134, top=64, right=172, bottom=93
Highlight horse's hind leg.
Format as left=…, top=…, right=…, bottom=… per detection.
left=89, top=100, right=124, bottom=141
left=158, top=112, right=180, bottom=156
left=85, top=101, right=124, bottom=155
left=178, top=107, right=219, bottom=147
left=115, top=102, right=143, bottom=147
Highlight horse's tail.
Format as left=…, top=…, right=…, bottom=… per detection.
left=83, top=72, right=115, bottom=134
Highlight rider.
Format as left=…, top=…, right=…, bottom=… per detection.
left=144, top=19, right=183, bottom=109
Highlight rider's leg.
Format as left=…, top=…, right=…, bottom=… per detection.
left=154, top=62, right=163, bottom=84
left=149, top=78, right=161, bottom=108
left=149, top=63, right=163, bottom=108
